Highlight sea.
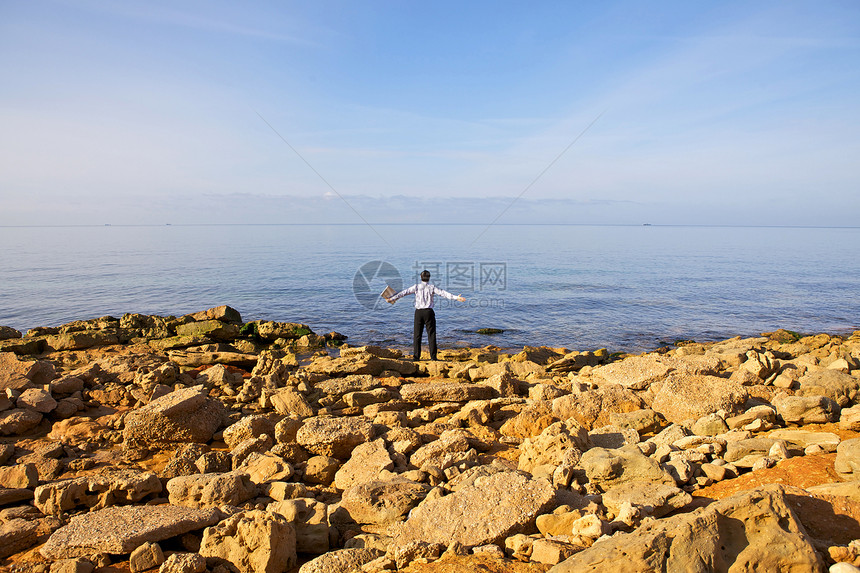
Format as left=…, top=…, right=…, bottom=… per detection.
left=0, top=224, right=857, bottom=354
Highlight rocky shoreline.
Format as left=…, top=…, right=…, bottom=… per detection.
left=1, top=305, right=859, bottom=573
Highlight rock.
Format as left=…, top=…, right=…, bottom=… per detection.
left=0, top=487, right=34, bottom=506
left=589, top=424, right=640, bottom=449
left=129, top=541, right=164, bottom=572
left=530, top=538, right=583, bottom=565
left=768, top=429, right=840, bottom=451
left=175, top=320, right=239, bottom=341
left=570, top=513, right=606, bottom=540
left=268, top=498, right=329, bottom=554
left=334, top=439, right=394, bottom=491
left=340, top=478, right=431, bottom=525
left=34, top=469, right=162, bottom=515
left=410, top=429, right=473, bottom=471
left=0, top=408, right=43, bottom=435
left=41, top=505, right=220, bottom=559
left=184, top=305, right=242, bottom=324
left=0, top=442, right=13, bottom=464
left=392, top=471, right=555, bottom=547
left=274, top=417, right=302, bottom=444
left=842, top=406, right=860, bottom=431
left=536, top=510, right=584, bottom=537
left=268, top=388, right=314, bottom=418
left=199, top=509, right=296, bottom=573
left=46, top=331, right=118, bottom=351
left=52, top=397, right=84, bottom=419
left=723, top=437, right=779, bottom=464
left=17, top=388, right=58, bottom=413
left=161, top=443, right=209, bottom=479
left=542, top=350, right=598, bottom=375
left=50, top=376, right=85, bottom=395
left=166, top=471, right=257, bottom=508
left=306, top=354, right=416, bottom=377
left=168, top=350, right=258, bottom=368
left=0, top=326, right=21, bottom=340
left=342, top=388, right=393, bottom=408
left=602, top=480, right=692, bottom=520
left=650, top=373, right=747, bottom=423
left=806, top=480, right=860, bottom=503
left=264, top=481, right=309, bottom=501
left=796, top=369, right=860, bottom=406
left=835, top=438, right=860, bottom=481
left=0, top=518, right=40, bottom=559
left=0, top=337, right=44, bottom=355
left=0, top=352, right=55, bottom=391
left=400, top=381, right=495, bottom=404
left=549, top=486, right=825, bottom=572
left=195, top=451, right=232, bottom=474
left=588, top=355, right=672, bottom=390
left=700, top=462, right=728, bottom=481
left=480, top=372, right=521, bottom=397
left=148, top=335, right=212, bottom=352
left=552, top=385, right=646, bottom=430
left=529, top=383, right=567, bottom=401
left=19, top=452, right=63, bottom=481
left=297, top=548, right=382, bottom=573
left=609, top=409, right=665, bottom=435
left=303, top=456, right=340, bottom=485
left=159, top=552, right=206, bottom=573
left=123, top=386, right=224, bottom=447
left=230, top=435, right=273, bottom=467
left=830, top=564, right=860, bottom=573
left=253, top=321, right=312, bottom=341
left=240, top=452, right=294, bottom=484
left=50, top=558, right=95, bottom=573
left=222, top=415, right=276, bottom=449
left=692, top=413, right=729, bottom=436
left=0, top=463, right=39, bottom=489
left=578, top=445, right=675, bottom=491
left=47, top=416, right=111, bottom=446
left=499, top=402, right=557, bottom=439
left=296, top=416, right=375, bottom=459
left=313, top=374, right=378, bottom=398
left=725, top=404, right=778, bottom=430
left=518, top=420, right=590, bottom=474
left=774, top=394, right=841, bottom=424
left=647, top=423, right=691, bottom=449
left=390, top=540, right=444, bottom=569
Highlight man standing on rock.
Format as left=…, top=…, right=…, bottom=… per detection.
left=386, top=270, right=465, bottom=361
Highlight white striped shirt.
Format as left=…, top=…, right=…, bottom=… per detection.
left=389, top=282, right=459, bottom=309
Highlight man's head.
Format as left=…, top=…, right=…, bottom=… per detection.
left=420, top=270, right=431, bottom=282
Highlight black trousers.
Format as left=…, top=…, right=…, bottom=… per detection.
left=413, top=308, right=437, bottom=360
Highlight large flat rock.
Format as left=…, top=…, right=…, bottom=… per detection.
left=393, top=471, right=555, bottom=547
left=123, top=385, right=224, bottom=447
left=650, top=373, right=748, bottom=424
left=40, top=505, right=220, bottom=559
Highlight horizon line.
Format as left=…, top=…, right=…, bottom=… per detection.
left=1, top=223, right=860, bottom=230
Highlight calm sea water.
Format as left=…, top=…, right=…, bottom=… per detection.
left=0, top=224, right=857, bottom=353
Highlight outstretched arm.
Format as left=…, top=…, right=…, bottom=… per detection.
left=387, top=284, right=417, bottom=303
left=433, top=285, right=466, bottom=302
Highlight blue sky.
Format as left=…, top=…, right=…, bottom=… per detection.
left=1, top=0, right=859, bottom=225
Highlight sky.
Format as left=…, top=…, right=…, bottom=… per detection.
left=1, top=0, right=859, bottom=226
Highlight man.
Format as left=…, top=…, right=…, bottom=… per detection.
left=386, top=270, right=465, bottom=361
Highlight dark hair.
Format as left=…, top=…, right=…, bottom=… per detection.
left=420, top=270, right=431, bottom=282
